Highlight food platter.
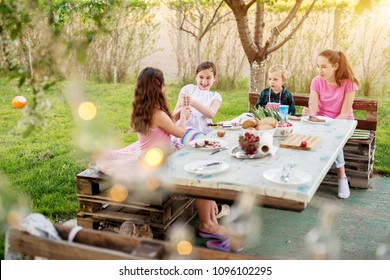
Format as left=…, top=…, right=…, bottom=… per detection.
left=189, top=138, right=228, bottom=151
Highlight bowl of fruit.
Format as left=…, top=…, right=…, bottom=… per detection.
left=274, top=121, right=294, bottom=137
left=238, top=132, right=260, bottom=155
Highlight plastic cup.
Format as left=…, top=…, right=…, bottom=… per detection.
left=279, top=105, right=289, bottom=122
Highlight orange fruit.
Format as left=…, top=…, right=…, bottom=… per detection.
left=12, top=96, right=27, bottom=109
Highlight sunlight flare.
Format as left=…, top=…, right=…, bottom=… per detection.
left=78, top=102, right=97, bottom=120
left=144, top=147, right=164, bottom=168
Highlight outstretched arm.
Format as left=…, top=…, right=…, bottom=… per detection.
left=189, top=97, right=221, bottom=119
left=153, top=109, right=188, bottom=138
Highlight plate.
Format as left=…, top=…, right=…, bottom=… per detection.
left=184, top=160, right=229, bottom=175
left=301, top=116, right=333, bottom=124
left=230, top=146, right=269, bottom=159
left=189, top=138, right=228, bottom=150
left=263, top=168, right=312, bottom=185
left=220, top=121, right=241, bottom=130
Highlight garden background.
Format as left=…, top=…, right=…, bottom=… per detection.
left=0, top=0, right=389, bottom=259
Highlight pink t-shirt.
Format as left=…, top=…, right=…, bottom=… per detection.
left=138, top=127, right=174, bottom=155
left=310, top=76, right=358, bottom=120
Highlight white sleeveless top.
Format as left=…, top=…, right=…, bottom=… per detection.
left=179, top=84, right=222, bottom=134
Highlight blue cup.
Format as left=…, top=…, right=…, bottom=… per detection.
left=279, top=105, right=289, bottom=122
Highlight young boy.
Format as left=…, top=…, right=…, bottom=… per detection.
left=255, top=64, right=296, bottom=115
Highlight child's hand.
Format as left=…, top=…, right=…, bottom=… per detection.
left=184, top=107, right=191, bottom=120
left=181, top=93, right=190, bottom=107
left=180, top=107, right=190, bottom=120
left=302, top=106, right=312, bottom=116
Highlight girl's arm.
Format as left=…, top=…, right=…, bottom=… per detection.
left=153, top=109, right=188, bottom=138
left=337, top=91, right=355, bottom=119
left=189, top=97, right=221, bottom=119
left=172, top=93, right=186, bottom=121
left=302, top=90, right=319, bottom=116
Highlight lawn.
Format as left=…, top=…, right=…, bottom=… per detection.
left=0, top=77, right=389, bottom=258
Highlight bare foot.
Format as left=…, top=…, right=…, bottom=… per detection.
left=199, top=222, right=226, bottom=236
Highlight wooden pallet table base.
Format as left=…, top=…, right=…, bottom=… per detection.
left=75, top=168, right=197, bottom=239
left=249, top=93, right=378, bottom=189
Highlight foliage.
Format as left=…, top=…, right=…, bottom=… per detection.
left=0, top=0, right=157, bottom=134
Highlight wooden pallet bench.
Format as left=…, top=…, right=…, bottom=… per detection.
left=75, top=168, right=197, bottom=239
left=7, top=224, right=263, bottom=260
left=249, top=93, right=378, bottom=189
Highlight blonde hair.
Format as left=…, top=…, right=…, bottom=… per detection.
left=268, top=64, right=288, bottom=83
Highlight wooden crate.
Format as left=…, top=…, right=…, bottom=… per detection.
left=7, top=225, right=263, bottom=260
left=75, top=169, right=197, bottom=239
left=249, top=93, right=378, bottom=189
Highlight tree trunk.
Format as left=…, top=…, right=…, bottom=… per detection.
left=196, top=39, right=201, bottom=66
left=333, top=6, right=341, bottom=49
left=249, top=60, right=267, bottom=94
left=176, top=9, right=184, bottom=79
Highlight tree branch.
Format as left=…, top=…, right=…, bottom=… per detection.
left=267, top=0, right=317, bottom=54
left=276, top=0, right=304, bottom=33
left=179, top=11, right=198, bottom=38
left=199, top=1, right=230, bottom=40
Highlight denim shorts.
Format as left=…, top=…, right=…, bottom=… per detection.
left=333, top=150, right=345, bottom=168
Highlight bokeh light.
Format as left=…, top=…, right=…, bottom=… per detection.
left=144, top=147, right=164, bottom=168
left=108, top=184, right=128, bottom=202
left=145, top=177, right=161, bottom=191
left=78, top=102, right=97, bottom=120
left=6, top=209, right=25, bottom=227
left=176, top=240, right=192, bottom=256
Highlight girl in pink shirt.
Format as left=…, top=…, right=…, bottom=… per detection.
left=303, top=50, right=359, bottom=199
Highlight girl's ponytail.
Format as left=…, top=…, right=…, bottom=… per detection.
left=336, top=51, right=359, bottom=86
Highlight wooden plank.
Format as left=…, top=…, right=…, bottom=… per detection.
left=76, top=180, right=169, bottom=207
left=77, top=199, right=195, bottom=230
left=7, top=228, right=141, bottom=260
left=279, top=134, right=321, bottom=150
left=170, top=184, right=306, bottom=212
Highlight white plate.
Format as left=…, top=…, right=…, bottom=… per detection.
left=220, top=121, right=241, bottom=130
left=301, top=116, right=333, bottom=124
left=184, top=160, right=229, bottom=175
left=189, top=138, right=228, bottom=150
left=263, top=168, right=312, bottom=185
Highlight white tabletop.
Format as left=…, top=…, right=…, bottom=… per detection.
left=161, top=113, right=357, bottom=211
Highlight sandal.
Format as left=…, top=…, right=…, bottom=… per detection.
left=206, top=239, right=243, bottom=253
left=198, top=231, right=227, bottom=240
left=216, top=204, right=230, bottom=219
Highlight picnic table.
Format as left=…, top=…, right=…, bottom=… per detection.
left=161, top=113, right=357, bottom=211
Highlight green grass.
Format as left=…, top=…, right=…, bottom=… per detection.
left=0, top=77, right=389, bottom=259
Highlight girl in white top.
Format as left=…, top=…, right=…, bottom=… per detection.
left=173, top=61, right=222, bottom=135
left=173, top=61, right=226, bottom=238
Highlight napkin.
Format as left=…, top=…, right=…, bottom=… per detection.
left=258, top=132, right=273, bottom=156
